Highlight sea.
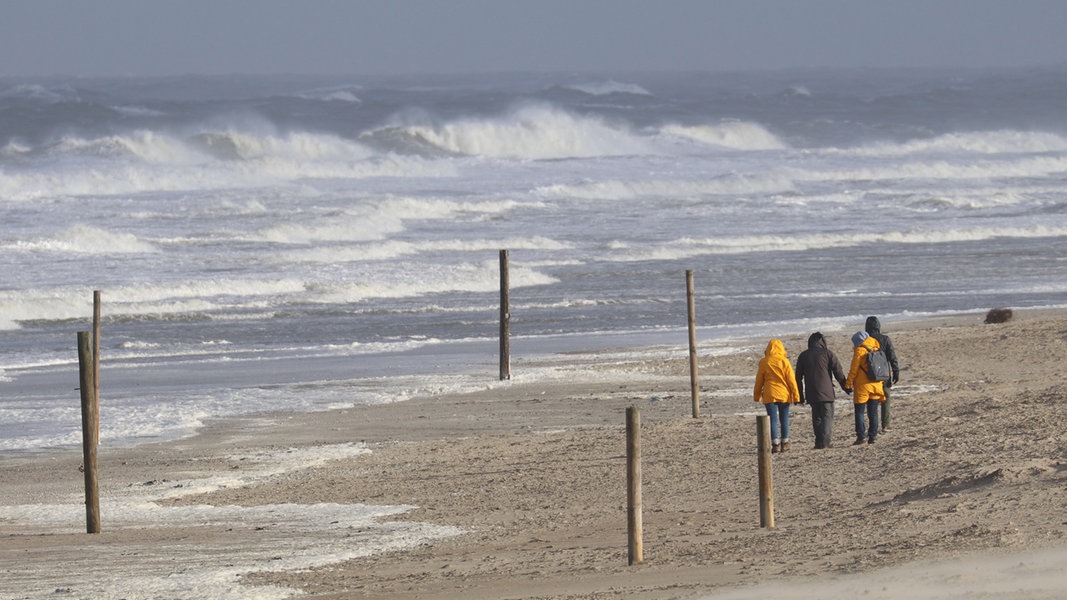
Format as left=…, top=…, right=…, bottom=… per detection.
left=2, top=67, right=1067, bottom=454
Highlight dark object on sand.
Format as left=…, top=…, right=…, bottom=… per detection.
left=985, top=308, right=1013, bottom=324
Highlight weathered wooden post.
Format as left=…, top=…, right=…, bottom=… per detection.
left=757, top=414, right=774, bottom=528
left=78, top=331, right=101, bottom=534
left=626, top=406, right=643, bottom=565
left=686, top=270, right=699, bottom=418
left=499, top=249, right=510, bottom=380
left=92, top=290, right=101, bottom=442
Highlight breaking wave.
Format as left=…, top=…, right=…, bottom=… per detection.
left=535, top=171, right=796, bottom=200
left=603, top=225, right=1067, bottom=262
left=10, top=225, right=157, bottom=254
left=660, top=121, right=787, bottom=150
left=361, top=103, right=653, bottom=159
left=561, top=80, right=653, bottom=96
left=837, top=130, right=1067, bottom=156
left=0, top=128, right=455, bottom=201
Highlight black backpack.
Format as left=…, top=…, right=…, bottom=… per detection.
left=865, top=346, right=892, bottom=382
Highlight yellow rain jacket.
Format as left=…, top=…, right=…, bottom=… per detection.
left=846, top=336, right=886, bottom=405
left=753, top=339, right=801, bottom=404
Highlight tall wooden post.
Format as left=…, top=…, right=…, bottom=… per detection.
left=499, top=249, right=511, bottom=381
left=626, top=406, right=643, bottom=565
left=686, top=270, right=699, bottom=418
left=757, top=415, right=774, bottom=528
left=92, top=290, right=101, bottom=442
left=78, top=331, right=101, bottom=534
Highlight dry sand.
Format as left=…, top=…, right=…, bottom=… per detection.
left=2, top=309, right=1066, bottom=599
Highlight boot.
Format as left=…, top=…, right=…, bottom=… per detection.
left=780, top=440, right=791, bottom=452
left=771, top=443, right=781, bottom=454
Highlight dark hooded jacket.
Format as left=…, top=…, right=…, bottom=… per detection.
left=794, top=332, right=847, bottom=404
left=865, top=316, right=900, bottom=386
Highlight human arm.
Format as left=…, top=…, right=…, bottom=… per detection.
left=785, top=360, right=801, bottom=403
left=883, top=336, right=900, bottom=384
left=830, top=351, right=848, bottom=390
left=753, top=361, right=765, bottom=402
left=844, top=346, right=864, bottom=391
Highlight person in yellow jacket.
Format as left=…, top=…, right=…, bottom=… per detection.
left=753, top=339, right=801, bottom=453
left=844, top=331, right=886, bottom=445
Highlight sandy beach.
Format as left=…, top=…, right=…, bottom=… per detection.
left=2, top=309, right=1067, bottom=599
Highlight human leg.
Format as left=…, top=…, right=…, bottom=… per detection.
left=881, top=387, right=891, bottom=431
left=822, top=401, right=835, bottom=447
left=867, top=400, right=881, bottom=444
left=764, top=403, right=781, bottom=451
left=779, top=403, right=791, bottom=450
left=853, top=402, right=867, bottom=444
left=811, top=402, right=827, bottom=448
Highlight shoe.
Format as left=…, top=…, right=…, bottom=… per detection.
left=781, top=441, right=790, bottom=452
left=825, top=442, right=834, bottom=449
left=772, top=443, right=780, bottom=454
left=868, top=438, right=876, bottom=445
left=852, top=437, right=865, bottom=446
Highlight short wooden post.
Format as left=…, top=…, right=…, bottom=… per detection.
left=686, top=270, right=699, bottom=418
left=92, top=290, right=101, bottom=442
left=78, top=331, right=101, bottom=534
left=757, top=415, right=774, bottom=528
left=626, top=406, right=643, bottom=565
left=499, top=249, right=510, bottom=381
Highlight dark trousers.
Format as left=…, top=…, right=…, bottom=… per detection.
left=855, top=401, right=881, bottom=442
left=880, top=386, right=891, bottom=430
left=811, top=401, right=835, bottom=448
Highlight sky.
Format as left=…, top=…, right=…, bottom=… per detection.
left=2, top=0, right=1066, bottom=77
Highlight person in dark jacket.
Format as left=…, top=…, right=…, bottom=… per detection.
left=865, top=316, right=900, bottom=432
left=795, top=332, right=848, bottom=449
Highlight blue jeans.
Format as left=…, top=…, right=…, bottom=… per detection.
left=854, top=401, right=880, bottom=442
left=765, top=402, right=791, bottom=442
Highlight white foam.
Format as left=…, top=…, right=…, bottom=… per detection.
left=0, top=82, right=77, bottom=102
left=801, top=154, right=1067, bottom=183
left=253, top=195, right=491, bottom=245
left=534, top=171, right=796, bottom=200
left=280, top=235, right=570, bottom=263
left=562, top=80, right=653, bottom=96
left=0, top=129, right=453, bottom=203
left=660, top=121, right=788, bottom=150
left=0, top=444, right=464, bottom=600
left=838, top=130, right=1067, bottom=156
left=307, top=260, right=558, bottom=303
left=11, top=224, right=157, bottom=254
left=295, top=83, right=364, bottom=103
left=0, top=278, right=307, bottom=331
left=601, top=225, right=1067, bottom=262
left=384, top=102, right=653, bottom=159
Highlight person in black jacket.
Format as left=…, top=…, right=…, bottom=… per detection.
left=795, top=331, right=848, bottom=449
left=865, top=316, right=900, bottom=432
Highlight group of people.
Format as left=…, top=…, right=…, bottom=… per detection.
left=752, top=316, right=900, bottom=452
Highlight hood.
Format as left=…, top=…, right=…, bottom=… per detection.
left=862, top=335, right=880, bottom=352
left=865, top=316, right=881, bottom=335
left=852, top=330, right=869, bottom=347
left=807, top=331, right=826, bottom=350
left=764, top=338, right=787, bottom=358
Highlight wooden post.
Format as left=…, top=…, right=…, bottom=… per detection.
left=686, top=270, right=699, bottom=418
left=499, top=249, right=510, bottom=381
left=757, top=414, right=774, bottom=528
left=626, top=406, right=643, bottom=565
left=92, top=290, right=101, bottom=442
left=78, top=331, right=101, bottom=534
